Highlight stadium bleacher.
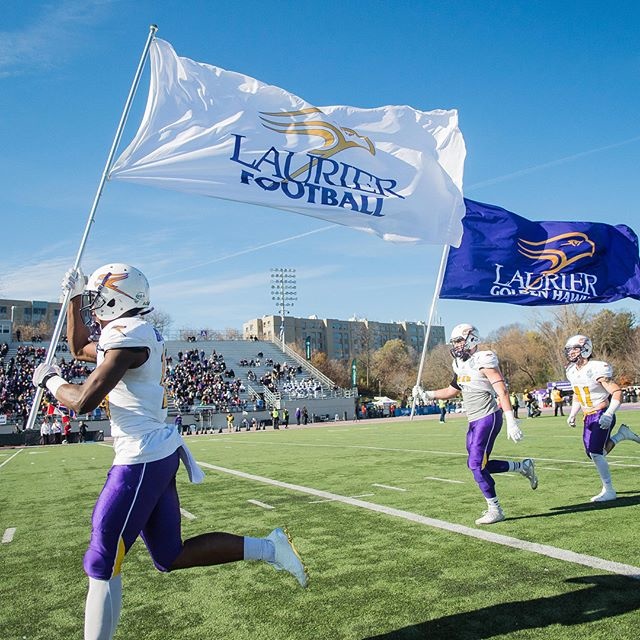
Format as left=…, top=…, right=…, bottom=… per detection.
left=0, top=337, right=356, bottom=438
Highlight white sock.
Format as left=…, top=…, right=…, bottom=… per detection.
left=591, top=453, right=614, bottom=491
left=243, top=536, right=275, bottom=562
left=84, top=575, right=122, bottom=640
left=486, top=496, right=500, bottom=510
left=508, top=461, right=522, bottom=472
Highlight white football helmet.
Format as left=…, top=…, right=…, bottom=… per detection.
left=450, top=323, right=480, bottom=360
left=81, top=263, right=151, bottom=323
left=564, top=335, right=592, bottom=362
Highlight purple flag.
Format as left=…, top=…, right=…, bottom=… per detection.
left=440, top=199, right=640, bottom=305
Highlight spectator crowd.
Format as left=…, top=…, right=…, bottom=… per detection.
left=0, top=341, right=331, bottom=431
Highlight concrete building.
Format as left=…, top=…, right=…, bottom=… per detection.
left=243, top=314, right=445, bottom=361
left=0, top=298, right=62, bottom=340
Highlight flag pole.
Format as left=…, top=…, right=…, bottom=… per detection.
left=410, top=243, right=451, bottom=420
left=25, top=24, right=158, bottom=432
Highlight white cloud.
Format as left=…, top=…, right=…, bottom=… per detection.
left=0, top=1, right=112, bottom=77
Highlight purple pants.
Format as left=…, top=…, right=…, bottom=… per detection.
left=83, top=450, right=183, bottom=580
left=466, top=410, right=510, bottom=499
left=583, top=410, right=615, bottom=457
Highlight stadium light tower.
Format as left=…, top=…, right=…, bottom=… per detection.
left=270, top=268, right=297, bottom=351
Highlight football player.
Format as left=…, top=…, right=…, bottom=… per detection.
left=564, top=334, right=640, bottom=502
left=33, top=264, right=308, bottom=640
left=413, top=323, right=537, bottom=525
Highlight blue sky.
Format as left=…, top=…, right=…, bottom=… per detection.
left=1, top=0, right=639, bottom=340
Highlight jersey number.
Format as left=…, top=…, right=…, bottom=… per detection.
left=572, top=386, right=593, bottom=408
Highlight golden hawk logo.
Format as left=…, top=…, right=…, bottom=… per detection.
left=259, top=107, right=376, bottom=181
left=517, top=231, right=596, bottom=288
left=110, top=324, right=129, bottom=335
left=96, top=272, right=135, bottom=301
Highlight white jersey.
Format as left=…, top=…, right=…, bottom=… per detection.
left=452, top=350, right=500, bottom=421
left=97, top=316, right=181, bottom=464
left=566, top=359, right=613, bottom=415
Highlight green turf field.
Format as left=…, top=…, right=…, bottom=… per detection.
left=1, top=411, right=639, bottom=639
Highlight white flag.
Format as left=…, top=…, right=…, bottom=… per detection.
left=110, top=38, right=466, bottom=245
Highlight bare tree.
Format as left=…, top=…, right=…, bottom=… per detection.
left=534, top=306, right=591, bottom=378
left=489, top=325, right=553, bottom=389
left=146, top=309, right=173, bottom=336
left=586, top=309, right=636, bottom=382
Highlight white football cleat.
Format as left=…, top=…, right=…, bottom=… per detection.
left=266, top=527, right=308, bottom=587
left=590, top=488, right=617, bottom=503
left=617, top=424, right=640, bottom=444
left=520, top=458, right=538, bottom=490
left=475, top=507, right=505, bottom=525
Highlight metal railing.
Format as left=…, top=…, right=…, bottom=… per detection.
left=272, top=337, right=334, bottom=388
left=272, top=337, right=357, bottom=398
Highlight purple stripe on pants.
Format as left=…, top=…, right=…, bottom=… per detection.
left=466, top=410, right=509, bottom=499
left=583, top=410, right=615, bottom=457
left=83, top=450, right=183, bottom=580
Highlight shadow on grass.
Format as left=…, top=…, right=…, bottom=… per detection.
left=505, top=492, right=640, bottom=521
left=363, top=575, right=640, bottom=640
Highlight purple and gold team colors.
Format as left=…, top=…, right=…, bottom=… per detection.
left=452, top=350, right=510, bottom=498
left=465, top=411, right=509, bottom=499
left=441, top=199, right=640, bottom=306
left=84, top=451, right=182, bottom=579
left=566, top=359, right=616, bottom=457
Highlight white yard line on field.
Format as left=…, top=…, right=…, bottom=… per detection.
left=372, top=483, right=407, bottom=491
left=2, top=528, right=16, bottom=543
left=247, top=499, right=275, bottom=510
left=309, top=492, right=374, bottom=504
left=180, top=508, right=197, bottom=520
left=0, top=449, right=23, bottom=469
left=197, top=461, right=640, bottom=581
left=424, top=476, right=464, bottom=484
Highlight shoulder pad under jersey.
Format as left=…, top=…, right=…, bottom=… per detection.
left=589, top=360, right=614, bottom=381
left=100, top=317, right=153, bottom=352
left=475, top=350, right=499, bottom=370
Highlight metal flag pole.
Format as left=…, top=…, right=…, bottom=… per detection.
left=410, top=244, right=451, bottom=420
left=25, top=25, right=158, bottom=432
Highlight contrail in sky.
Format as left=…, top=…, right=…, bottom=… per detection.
left=466, top=134, right=640, bottom=191
left=153, top=224, right=336, bottom=280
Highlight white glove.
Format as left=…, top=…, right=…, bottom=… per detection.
left=412, top=385, right=435, bottom=402
left=32, top=363, right=64, bottom=393
left=505, top=411, right=523, bottom=442
left=60, top=267, right=86, bottom=301
left=567, top=415, right=577, bottom=428
left=598, top=412, right=614, bottom=430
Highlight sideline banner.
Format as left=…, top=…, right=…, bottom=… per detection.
left=110, top=38, right=466, bottom=245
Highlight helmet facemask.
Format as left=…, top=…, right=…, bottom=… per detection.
left=79, top=272, right=111, bottom=328
left=564, top=335, right=592, bottom=363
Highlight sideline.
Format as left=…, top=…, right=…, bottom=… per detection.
left=197, top=461, right=640, bottom=580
